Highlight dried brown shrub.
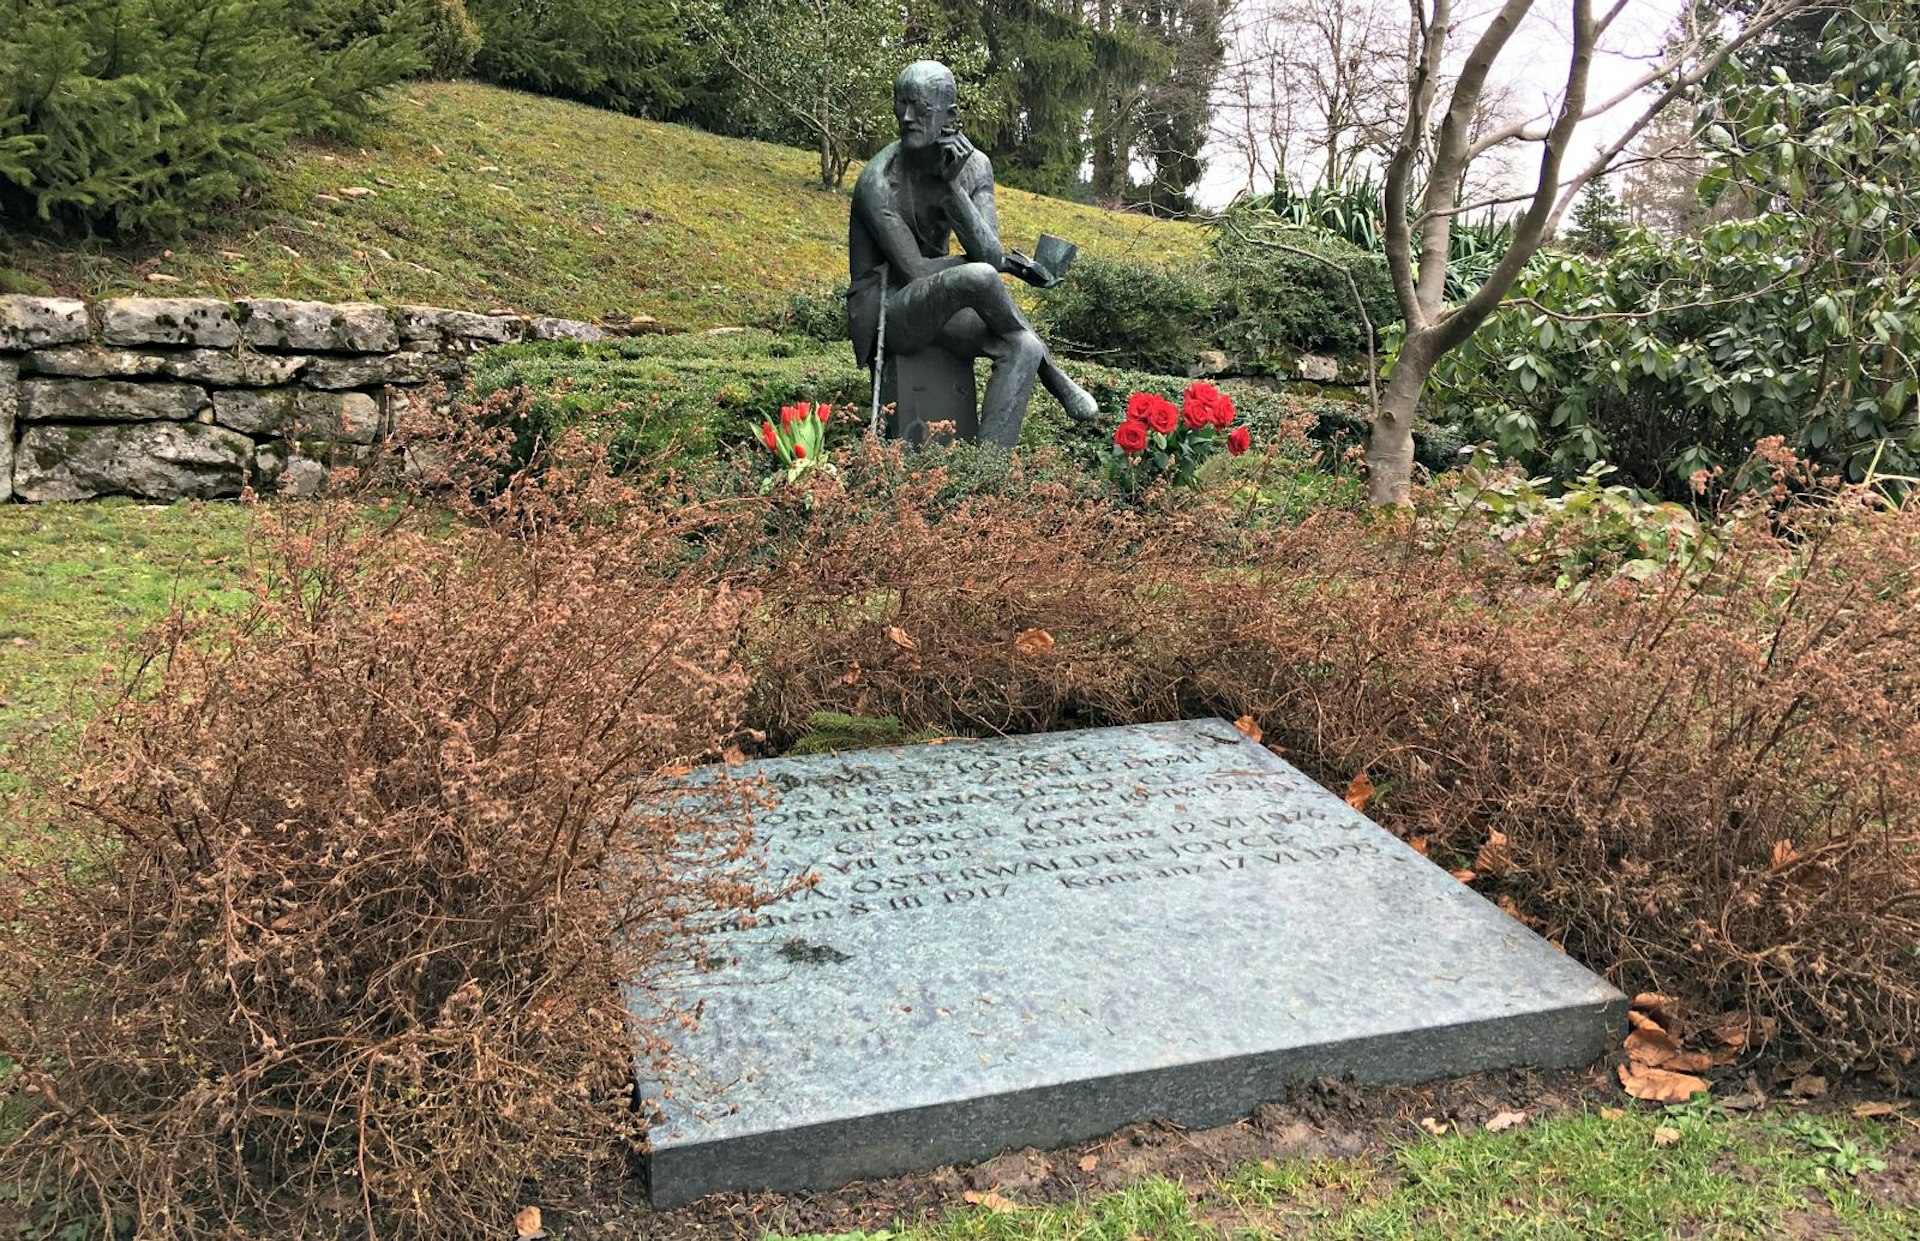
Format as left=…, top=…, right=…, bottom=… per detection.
left=729, top=446, right=1920, bottom=1074
left=0, top=424, right=769, bottom=1239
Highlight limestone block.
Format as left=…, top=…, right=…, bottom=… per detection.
left=396, top=305, right=526, bottom=348
left=1296, top=353, right=1340, bottom=383
left=213, top=388, right=381, bottom=443
left=21, top=378, right=207, bottom=422
left=0, top=296, right=90, bottom=349
left=528, top=316, right=607, bottom=342
left=13, top=421, right=254, bottom=501
left=253, top=441, right=331, bottom=498
left=238, top=299, right=398, bottom=352
left=161, top=349, right=310, bottom=387
left=100, top=297, right=240, bottom=348
left=0, top=360, right=16, bottom=503
left=302, top=351, right=463, bottom=390
left=24, top=346, right=172, bottom=379
left=1190, top=350, right=1231, bottom=379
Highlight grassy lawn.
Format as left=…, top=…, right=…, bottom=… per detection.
left=772, top=1104, right=1917, bottom=1240
left=0, top=500, right=257, bottom=757
left=0, top=82, right=1203, bottom=331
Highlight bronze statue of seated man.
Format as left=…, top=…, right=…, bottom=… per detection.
left=848, top=60, right=1098, bottom=446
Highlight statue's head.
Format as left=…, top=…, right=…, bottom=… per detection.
left=894, top=61, right=958, bottom=153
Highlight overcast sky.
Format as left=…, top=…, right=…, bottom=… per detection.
left=1193, top=0, right=1688, bottom=209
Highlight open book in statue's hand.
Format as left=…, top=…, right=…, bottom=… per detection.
left=1004, top=235, right=1080, bottom=289
left=1003, top=250, right=1059, bottom=288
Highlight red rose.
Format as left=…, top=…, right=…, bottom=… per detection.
left=1182, top=382, right=1222, bottom=429
left=1113, top=420, right=1149, bottom=454
left=1138, top=395, right=1179, bottom=435
left=1227, top=426, right=1252, bottom=456
left=1209, top=389, right=1237, bottom=427
left=761, top=420, right=778, bottom=450
left=1124, top=392, right=1157, bottom=423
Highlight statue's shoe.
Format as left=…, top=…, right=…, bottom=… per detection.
left=1062, top=386, right=1100, bottom=423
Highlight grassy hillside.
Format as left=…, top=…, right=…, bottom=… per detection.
left=0, top=82, right=1202, bottom=330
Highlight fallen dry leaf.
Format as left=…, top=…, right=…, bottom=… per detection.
left=1343, top=771, right=1374, bottom=811
left=1852, top=1101, right=1908, bottom=1119
left=1418, top=1116, right=1449, bottom=1136
left=1408, top=837, right=1431, bottom=856
left=1652, top=1126, right=1682, bottom=1148
left=1485, top=1109, right=1528, bottom=1132
left=1618, top=1063, right=1710, bottom=1104
left=961, top=1190, right=1017, bottom=1213
left=1078, top=1154, right=1099, bottom=1172
left=1598, top=1107, right=1626, bottom=1121
left=1625, top=1010, right=1683, bottom=1067
left=721, top=746, right=746, bottom=766
left=1449, top=868, right=1478, bottom=884
left=1769, top=838, right=1799, bottom=870
left=144, top=272, right=181, bottom=284
left=513, top=1205, right=546, bottom=1239
left=338, top=185, right=376, bottom=198
left=1015, top=628, right=1056, bottom=656
left=1631, top=992, right=1680, bottom=1018
left=841, top=661, right=862, bottom=685
left=1472, top=829, right=1512, bottom=875
left=1788, top=1073, right=1828, bottom=1099
left=1233, top=715, right=1263, bottom=743
left=886, top=625, right=918, bottom=652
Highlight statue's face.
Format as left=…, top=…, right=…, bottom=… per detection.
left=895, top=78, right=957, bottom=152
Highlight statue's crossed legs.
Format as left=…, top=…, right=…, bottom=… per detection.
left=884, top=261, right=1097, bottom=447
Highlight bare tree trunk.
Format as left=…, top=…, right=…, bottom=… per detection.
left=1362, top=0, right=1809, bottom=504
left=1368, top=335, right=1432, bottom=505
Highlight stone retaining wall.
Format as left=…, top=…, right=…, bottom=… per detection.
left=0, top=295, right=609, bottom=502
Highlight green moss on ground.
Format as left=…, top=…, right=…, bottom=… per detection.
left=0, top=82, right=1201, bottom=330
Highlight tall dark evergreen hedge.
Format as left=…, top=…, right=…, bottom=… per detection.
left=465, top=0, right=688, bottom=114
left=0, top=0, right=422, bottom=238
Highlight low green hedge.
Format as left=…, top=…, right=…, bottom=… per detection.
left=472, top=330, right=1367, bottom=473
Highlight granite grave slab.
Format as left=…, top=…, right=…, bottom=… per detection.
left=631, top=719, right=1624, bottom=1207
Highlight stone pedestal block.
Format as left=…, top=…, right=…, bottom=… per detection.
left=884, top=347, right=977, bottom=445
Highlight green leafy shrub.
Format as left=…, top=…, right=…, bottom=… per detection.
left=771, top=281, right=852, bottom=344
left=1257, top=176, right=1515, bottom=302
left=1431, top=450, right=1714, bottom=591
left=1432, top=7, right=1920, bottom=496
left=469, top=331, right=871, bottom=469
left=1206, top=208, right=1397, bottom=362
left=0, top=0, right=422, bottom=237
left=420, top=0, right=483, bottom=78
left=467, top=0, right=688, bottom=112
left=1030, top=254, right=1210, bottom=374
